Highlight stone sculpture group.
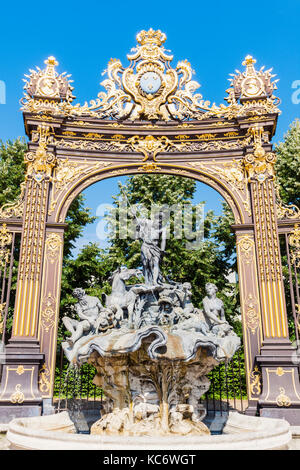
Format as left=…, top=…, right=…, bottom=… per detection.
left=62, top=209, right=240, bottom=436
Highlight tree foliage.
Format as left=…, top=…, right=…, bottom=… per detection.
left=0, top=138, right=27, bottom=206
left=275, top=119, right=300, bottom=207
left=63, top=195, right=96, bottom=259
left=0, top=139, right=95, bottom=339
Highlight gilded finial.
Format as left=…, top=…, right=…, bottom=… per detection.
left=136, top=28, right=167, bottom=46
left=242, top=55, right=256, bottom=66
left=44, top=56, right=58, bottom=67
left=43, top=56, right=59, bottom=79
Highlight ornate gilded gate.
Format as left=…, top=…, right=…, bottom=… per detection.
left=0, top=29, right=300, bottom=423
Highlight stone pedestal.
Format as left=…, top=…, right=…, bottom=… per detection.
left=0, top=339, right=44, bottom=423
left=42, top=398, right=55, bottom=416
left=256, top=340, right=300, bottom=425
left=244, top=401, right=259, bottom=417
left=89, top=345, right=212, bottom=436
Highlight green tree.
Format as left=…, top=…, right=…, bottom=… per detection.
left=0, top=138, right=26, bottom=206
left=275, top=119, right=300, bottom=207
left=63, top=196, right=97, bottom=259
left=0, top=139, right=96, bottom=337
left=0, top=137, right=95, bottom=259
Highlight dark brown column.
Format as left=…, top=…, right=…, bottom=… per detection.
left=0, top=125, right=56, bottom=421
left=37, top=227, right=64, bottom=414
left=235, top=228, right=263, bottom=415
left=246, top=126, right=300, bottom=424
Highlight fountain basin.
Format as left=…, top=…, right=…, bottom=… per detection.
left=6, top=411, right=291, bottom=450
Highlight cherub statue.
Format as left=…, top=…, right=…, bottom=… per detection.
left=96, top=305, right=122, bottom=332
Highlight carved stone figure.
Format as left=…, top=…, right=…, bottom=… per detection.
left=202, top=282, right=232, bottom=337
left=95, top=305, right=122, bottom=332
left=62, top=289, right=122, bottom=363
left=62, top=214, right=240, bottom=436
left=62, top=288, right=103, bottom=346
left=131, top=207, right=167, bottom=286
left=104, top=266, right=142, bottom=328
left=169, top=407, right=210, bottom=436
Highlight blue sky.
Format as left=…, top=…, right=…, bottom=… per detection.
left=0, top=0, right=299, bottom=253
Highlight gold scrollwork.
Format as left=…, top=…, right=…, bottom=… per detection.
left=54, top=134, right=252, bottom=156
left=45, top=233, right=63, bottom=264
left=195, top=133, right=217, bottom=140
left=16, top=365, right=25, bottom=375
left=52, top=158, right=82, bottom=192
left=40, top=292, right=56, bottom=332
left=21, top=31, right=279, bottom=122
left=49, top=160, right=113, bottom=216
left=275, top=182, right=300, bottom=220
left=277, top=202, right=300, bottom=220
left=25, top=124, right=56, bottom=183
left=125, top=135, right=171, bottom=162
left=189, top=160, right=251, bottom=217
left=0, top=182, right=25, bottom=219
left=39, top=363, right=51, bottom=394
left=0, top=302, right=5, bottom=335
left=10, top=384, right=25, bottom=404
left=138, top=162, right=161, bottom=172
left=249, top=365, right=262, bottom=396
left=0, top=224, right=12, bottom=268
left=289, top=224, right=300, bottom=268
left=244, top=125, right=276, bottom=183
left=237, top=235, right=254, bottom=264
left=244, top=294, right=260, bottom=334
left=169, top=135, right=251, bottom=153
left=276, top=387, right=291, bottom=407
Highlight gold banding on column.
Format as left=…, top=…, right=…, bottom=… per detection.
left=245, top=125, right=288, bottom=339
left=12, top=124, right=56, bottom=339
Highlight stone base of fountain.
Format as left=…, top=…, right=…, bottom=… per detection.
left=86, top=337, right=218, bottom=437
left=6, top=411, right=292, bottom=450
left=90, top=405, right=210, bottom=437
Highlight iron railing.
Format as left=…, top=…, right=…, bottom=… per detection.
left=0, top=228, right=21, bottom=348
left=279, top=232, right=300, bottom=343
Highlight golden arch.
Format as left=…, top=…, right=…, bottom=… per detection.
left=51, top=161, right=248, bottom=226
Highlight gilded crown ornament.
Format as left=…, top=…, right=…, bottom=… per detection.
left=136, top=29, right=166, bottom=46
left=80, top=28, right=211, bottom=121
left=226, top=54, right=280, bottom=116
left=21, top=55, right=75, bottom=113
left=21, top=30, right=281, bottom=121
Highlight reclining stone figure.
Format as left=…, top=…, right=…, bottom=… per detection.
left=62, top=288, right=104, bottom=346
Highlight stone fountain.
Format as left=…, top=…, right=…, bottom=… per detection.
left=61, top=209, right=240, bottom=437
